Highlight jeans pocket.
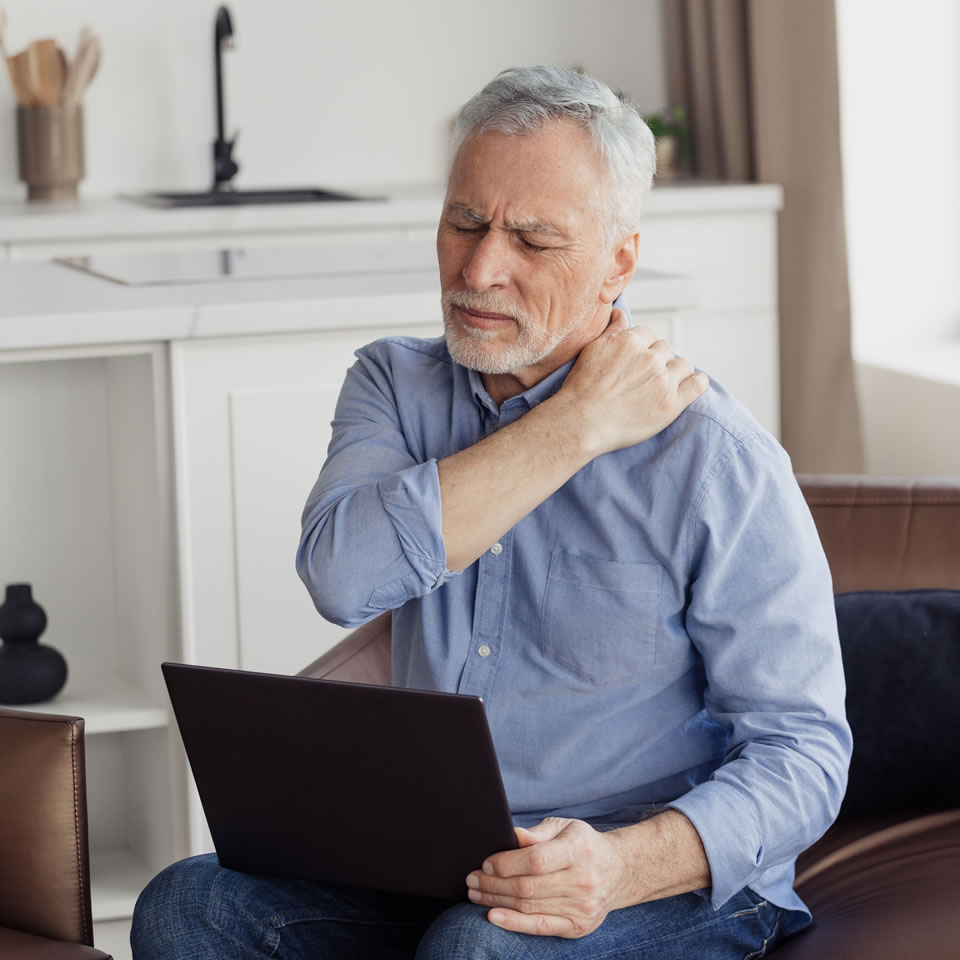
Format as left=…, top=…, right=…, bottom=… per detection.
left=539, top=550, right=663, bottom=686
left=735, top=889, right=784, bottom=960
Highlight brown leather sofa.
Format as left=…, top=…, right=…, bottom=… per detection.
left=300, top=475, right=960, bottom=959
left=0, top=708, right=112, bottom=959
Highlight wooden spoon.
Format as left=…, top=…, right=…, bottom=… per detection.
left=63, top=27, right=99, bottom=108
left=0, top=8, right=33, bottom=105
left=26, top=37, right=65, bottom=107
left=7, top=49, right=36, bottom=105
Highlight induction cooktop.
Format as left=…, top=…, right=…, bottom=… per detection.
left=56, top=241, right=436, bottom=287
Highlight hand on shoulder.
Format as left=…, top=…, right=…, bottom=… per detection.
left=554, top=309, right=709, bottom=459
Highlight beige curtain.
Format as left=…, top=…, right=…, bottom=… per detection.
left=665, top=0, right=864, bottom=474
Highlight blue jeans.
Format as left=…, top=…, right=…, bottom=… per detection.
left=131, top=854, right=802, bottom=959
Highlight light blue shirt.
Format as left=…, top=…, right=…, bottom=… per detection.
left=297, top=299, right=851, bottom=918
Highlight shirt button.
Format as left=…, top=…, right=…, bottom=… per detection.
left=490, top=542, right=503, bottom=556
left=477, top=644, right=491, bottom=657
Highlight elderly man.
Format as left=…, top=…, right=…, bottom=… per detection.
left=131, top=67, right=850, bottom=959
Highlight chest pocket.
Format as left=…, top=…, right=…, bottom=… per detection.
left=540, top=550, right=663, bottom=686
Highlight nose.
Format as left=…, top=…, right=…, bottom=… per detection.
left=461, top=229, right=511, bottom=291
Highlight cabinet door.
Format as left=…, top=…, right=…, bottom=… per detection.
left=172, top=325, right=439, bottom=679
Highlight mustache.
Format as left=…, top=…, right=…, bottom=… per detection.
left=442, top=290, right=531, bottom=325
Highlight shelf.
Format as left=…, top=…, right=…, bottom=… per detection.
left=13, top=675, right=168, bottom=734
left=90, top=847, right=156, bottom=921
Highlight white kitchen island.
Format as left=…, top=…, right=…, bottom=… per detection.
left=0, top=179, right=781, bottom=959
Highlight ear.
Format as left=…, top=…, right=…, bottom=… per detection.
left=599, top=232, right=639, bottom=305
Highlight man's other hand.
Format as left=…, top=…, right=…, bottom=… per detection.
left=555, top=308, right=709, bottom=459
left=464, top=817, right=631, bottom=939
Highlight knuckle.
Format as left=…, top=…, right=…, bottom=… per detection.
left=574, top=920, right=598, bottom=939
left=527, top=849, right=548, bottom=874
left=576, top=874, right=598, bottom=897
left=516, top=875, right=536, bottom=898
left=518, top=897, right=538, bottom=914
left=535, top=915, right=553, bottom=936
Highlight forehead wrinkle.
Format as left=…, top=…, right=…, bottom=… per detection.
left=504, top=216, right=567, bottom=238
left=446, top=202, right=568, bottom=239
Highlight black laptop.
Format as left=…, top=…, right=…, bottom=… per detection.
left=161, top=662, right=518, bottom=900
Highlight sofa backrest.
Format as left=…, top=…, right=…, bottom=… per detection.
left=797, top=475, right=960, bottom=593
left=798, top=475, right=960, bottom=820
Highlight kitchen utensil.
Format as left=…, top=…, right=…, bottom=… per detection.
left=0, top=8, right=10, bottom=69
left=26, top=37, right=65, bottom=107
left=0, top=9, right=33, bottom=105
left=63, top=28, right=99, bottom=108
left=0, top=9, right=11, bottom=70
left=7, top=48, right=36, bottom=105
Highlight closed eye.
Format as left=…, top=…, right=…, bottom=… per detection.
left=520, top=236, right=548, bottom=252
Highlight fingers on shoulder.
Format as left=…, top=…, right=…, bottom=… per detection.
left=678, top=369, right=710, bottom=405
left=629, top=324, right=659, bottom=346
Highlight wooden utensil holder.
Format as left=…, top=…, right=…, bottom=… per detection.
left=16, top=104, right=85, bottom=203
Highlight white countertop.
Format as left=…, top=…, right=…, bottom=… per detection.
left=0, top=247, right=697, bottom=352
left=0, top=180, right=783, bottom=246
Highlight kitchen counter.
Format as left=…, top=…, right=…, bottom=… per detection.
left=0, top=250, right=697, bottom=352
left=0, top=180, right=783, bottom=253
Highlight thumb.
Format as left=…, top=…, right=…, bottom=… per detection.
left=606, top=308, right=628, bottom=332
left=518, top=817, right=570, bottom=846
left=514, top=826, right=539, bottom=847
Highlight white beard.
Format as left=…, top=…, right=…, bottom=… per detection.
left=441, top=290, right=593, bottom=375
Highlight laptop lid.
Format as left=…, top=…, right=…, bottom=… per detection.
left=162, top=662, right=518, bottom=900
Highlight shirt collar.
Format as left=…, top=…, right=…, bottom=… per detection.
left=466, top=292, right=633, bottom=416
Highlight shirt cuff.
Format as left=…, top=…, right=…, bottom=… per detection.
left=668, top=780, right=765, bottom=910
left=370, top=460, right=458, bottom=606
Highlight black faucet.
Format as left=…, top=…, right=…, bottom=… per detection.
left=213, top=5, right=239, bottom=190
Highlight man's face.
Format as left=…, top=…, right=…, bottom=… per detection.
left=437, top=120, right=616, bottom=385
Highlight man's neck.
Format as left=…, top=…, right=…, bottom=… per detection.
left=481, top=303, right=613, bottom=406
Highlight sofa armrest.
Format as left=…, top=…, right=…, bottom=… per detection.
left=0, top=926, right=111, bottom=959
left=298, top=612, right=392, bottom=685
left=0, top=708, right=96, bottom=948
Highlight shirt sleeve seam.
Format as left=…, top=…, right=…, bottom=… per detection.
left=682, top=431, right=770, bottom=571
left=357, top=335, right=454, bottom=367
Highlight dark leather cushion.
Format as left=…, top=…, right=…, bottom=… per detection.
left=777, top=812, right=960, bottom=960
left=835, top=589, right=960, bottom=819
left=0, top=926, right=111, bottom=959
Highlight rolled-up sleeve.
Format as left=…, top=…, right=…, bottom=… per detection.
left=297, top=345, right=459, bottom=627
left=668, top=432, right=852, bottom=909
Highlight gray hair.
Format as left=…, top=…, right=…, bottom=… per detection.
left=451, top=66, right=656, bottom=239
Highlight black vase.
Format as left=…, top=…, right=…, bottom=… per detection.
left=0, top=583, right=68, bottom=705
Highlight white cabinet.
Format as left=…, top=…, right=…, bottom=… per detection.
left=171, top=326, right=434, bottom=680
left=638, top=199, right=781, bottom=437
left=0, top=344, right=186, bottom=956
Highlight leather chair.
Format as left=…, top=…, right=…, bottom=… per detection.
left=0, top=708, right=112, bottom=959
left=300, top=475, right=960, bottom=959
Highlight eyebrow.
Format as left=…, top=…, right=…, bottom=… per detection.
left=446, top=203, right=567, bottom=239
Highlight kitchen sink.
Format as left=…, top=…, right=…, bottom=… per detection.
left=127, top=187, right=380, bottom=208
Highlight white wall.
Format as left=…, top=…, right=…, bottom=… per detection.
left=836, top=0, right=960, bottom=356
left=0, top=0, right=667, bottom=200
